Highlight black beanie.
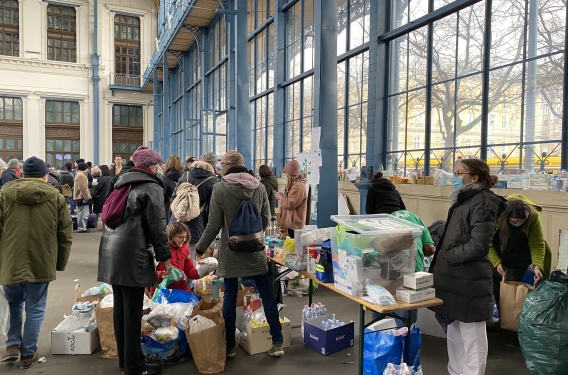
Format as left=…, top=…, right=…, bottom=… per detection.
left=23, top=157, right=49, bottom=178
left=77, top=162, right=89, bottom=171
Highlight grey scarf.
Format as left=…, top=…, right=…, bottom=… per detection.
left=448, top=182, right=484, bottom=206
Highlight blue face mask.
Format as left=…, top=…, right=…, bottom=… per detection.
left=452, top=176, right=464, bottom=189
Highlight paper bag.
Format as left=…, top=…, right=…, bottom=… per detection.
left=219, top=284, right=254, bottom=307
left=192, top=299, right=223, bottom=320
left=61, top=184, right=72, bottom=197
left=186, top=316, right=226, bottom=374
left=95, top=307, right=118, bottom=359
left=499, top=277, right=535, bottom=331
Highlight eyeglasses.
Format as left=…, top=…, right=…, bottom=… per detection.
left=453, top=171, right=472, bottom=177
left=175, top=235, right=188, bottom=240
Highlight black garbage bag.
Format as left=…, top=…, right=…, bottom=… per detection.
left=518, top=271, right=568, bottom=375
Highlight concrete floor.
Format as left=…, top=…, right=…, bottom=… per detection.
left=0, top=230, right=531, bottom=375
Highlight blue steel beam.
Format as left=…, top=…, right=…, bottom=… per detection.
left=272, top=0, right=287, bottom=177
left=234, top=0, right=251, bottom=166
left=313, top=0, right=338, bottom=228
left=162, top=57, right=171, bottom=157
left=153, top=69, right=160, bottom=152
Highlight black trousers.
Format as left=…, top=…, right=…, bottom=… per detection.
left=113, top=285, right=145, bottom=375
left=288, top=229, right=295, bottom=238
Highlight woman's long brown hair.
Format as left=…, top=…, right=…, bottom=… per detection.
left=497, top=198, right=534, bottom=252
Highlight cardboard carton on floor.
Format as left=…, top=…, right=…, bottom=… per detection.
left=52, top=317, right=100, bottom=355
left=238, top=318, right=291, bottom=355
left=303, top=314, right=354, bottom=356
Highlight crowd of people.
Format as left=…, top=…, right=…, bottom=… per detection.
left=0, top=150, right=552, bottom=375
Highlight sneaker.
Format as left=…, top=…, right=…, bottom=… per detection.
left=77, top=229, right=89, bottom=233
left=226, top=341, right=238, bottom=358
left=0, top=346, right=19, bottom=362
left=19, top=351, right=38, bottom=370
left=268, top=343, right=284, bottom=357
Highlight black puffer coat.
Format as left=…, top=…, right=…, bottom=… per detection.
left=261, top=175, right=278, bottom=217
left=92, top=176, right=110, bottom=214
left=58, top=168, right=74, bottom=188
left=97, top=168, right=171, bottom=287
left=171, top=167, right=216, bottom=245
left=429, top=186, right=506, bottom=322
left=162, top=169, right=183, bottom=221
left=365, top=178, right=406, bottom=214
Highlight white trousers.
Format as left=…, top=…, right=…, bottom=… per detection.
left=447, top=320, right=488, bottom=375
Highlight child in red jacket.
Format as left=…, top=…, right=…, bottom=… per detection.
left=155, top=222, right=199, bottom=293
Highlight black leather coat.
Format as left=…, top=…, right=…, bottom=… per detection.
left=429, top=187, right=506, bottom=322
left=97, top=168, right=171, bottom=287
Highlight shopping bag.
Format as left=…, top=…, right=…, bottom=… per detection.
left=186, top=316, right=226, bottom=374
left=191, top=299, right=223, bottom=320
left=61, top=184, right=72, bottom=197
left=519, top=271, right=568, bottom=375
left=363, top=327, right=421, bottom=375
left=499, top=276, right=534, bottom=331
left=0, top=287, right=9, bottom=336
left=141, top=328, right=190, bottom=366
left=95, top=306, right=118, bottom=359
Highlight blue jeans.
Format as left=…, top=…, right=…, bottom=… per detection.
left=372, top=309, right=417, bottom=328
left=70, top=195, right=76, bottom=213
left=240, top=277, right=258, bottom=293
left=3, top=283, right=49, bottom=356
left=223, top=274, right=282, bottom=349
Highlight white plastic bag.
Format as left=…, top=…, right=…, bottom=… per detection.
left=169, top=302, right=194, bottom=318
left=100, top=294, right=114, bottom=308
left=196, top=257, right=218, bottom=277
left=365, top=284, right=396, bottom=306
left=0, top=288, right=10, bottom=336
left=152, top=326, right=179, bottom=344
left=188, top=315, right=216, bottom=334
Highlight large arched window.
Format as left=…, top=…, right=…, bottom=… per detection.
left=114, top=15, right=140, bottom=86
left=47, top=5, right=76, bottom=62
left=0, top=0, right=19, bottom=56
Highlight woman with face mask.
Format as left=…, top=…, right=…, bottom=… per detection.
left=428, top=158, right=506, bottom=375
left=489, top=196, right=547, bottom=283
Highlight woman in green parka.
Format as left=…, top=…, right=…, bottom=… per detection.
left=489, top=195, right=550, bottom=283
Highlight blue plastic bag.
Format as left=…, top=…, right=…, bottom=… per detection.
left=153, top=289, right=199, bottom=305
left=316, top=241, right=334, bottom=283
left=363, top=327, right=421, bottom=375
left=141, top=328, right=191, bottom=366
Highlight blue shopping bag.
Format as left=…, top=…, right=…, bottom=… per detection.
left=153, top=288, right=199, bottom=305
left=141, top=328, right=191, bottom=366
left=363, top=326, right=421, bottom=375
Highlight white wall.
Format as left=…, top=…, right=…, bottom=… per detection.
left=0, top=0, right=156, bottom=165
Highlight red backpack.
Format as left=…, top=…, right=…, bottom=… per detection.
left=101, top=185, right=131, bottom=229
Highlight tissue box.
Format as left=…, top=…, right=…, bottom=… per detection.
left=303, top=314, right=354, bottom=356
left=396, top=288, right=436, bottom=304
left=403, top=272, right=433, bottom=290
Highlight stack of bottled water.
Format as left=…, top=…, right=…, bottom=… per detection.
left=301, top=302, right=328, bottom=337
left=321, top=318, right=346, bottom=331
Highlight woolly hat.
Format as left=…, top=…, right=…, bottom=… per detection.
left=7, top=158, right=20, bottom=169
left=283, top=160, right=300, bottom=176
left=76, top=158, right=85, bottom=164
left=77, top=162, right=89, bottom=171
left=131, top=146, right=163, bottom=167
left=220, top=150, right=244, bottom=176
left=200, top=151, right=218, bottom=167
left=23, top=156, right=49, bottom=178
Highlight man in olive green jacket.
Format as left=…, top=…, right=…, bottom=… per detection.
left=0, top=157, right=72, bottom=370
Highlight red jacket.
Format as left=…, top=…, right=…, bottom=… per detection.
left=155, top=242, right=199, bottom=293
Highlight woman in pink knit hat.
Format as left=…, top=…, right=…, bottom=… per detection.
left=275, top=159, right=308, bottom=238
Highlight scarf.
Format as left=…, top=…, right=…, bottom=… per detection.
left=448, top=182, right=483, bottom=206
left=284, top=176, right=307, bottom=197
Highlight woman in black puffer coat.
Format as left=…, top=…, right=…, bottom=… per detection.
left=429, top=158, right=506, bottom=375
left=92, top=165, right=111, bottom=215
left=365, top=171, right=406, bottom=214
left=98, top=147, right=172, bottom=375
left=162, top=155, right=184, bottom=222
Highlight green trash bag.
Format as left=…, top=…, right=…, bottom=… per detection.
left=518, top=271, right=568, bottom=375
left=151, top=267, right=183, bottom=302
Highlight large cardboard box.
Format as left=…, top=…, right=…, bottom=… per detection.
left=74, top=285, right=111, bottom=304
left=236, top=306, right=291, bottom=356
left=52, top=317, right=100, bottom=355
left=303, top=314, right=354, bottom=356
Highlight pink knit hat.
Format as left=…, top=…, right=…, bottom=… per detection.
left=283, top=160, right=300, bottom=176
left=131, top=146, right=163, bottom=167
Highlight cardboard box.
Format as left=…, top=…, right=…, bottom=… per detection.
left=396, top=288, right=436, bottom=304
left=303, top=314, right=354, bottom=356
left=238, top=317, right=291, bottom=355
left=403, top=272, right=434, bottom=290
left=74, top=285, right=111, bottom=304
left=52, top=317, right=100, bottom=355
left=333, top=271, right=360, bottom=297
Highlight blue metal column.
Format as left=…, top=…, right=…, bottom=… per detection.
left=313, top=0, right=338, bottom=228
left=357, top=0, right=383, bottom=212
left=234, top=0, right=251, bottom=167
left=153, top=69, right=160, bottom=152
left=201, top=28, right=209, bottom=155
left=91, top=0, right=100, bottom=165
left=272, top=0, right=286, bottom=176
left=162, top=57, right=171, bottom=157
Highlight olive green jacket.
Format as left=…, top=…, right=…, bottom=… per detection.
left=0, top=179, right=73, bottom=285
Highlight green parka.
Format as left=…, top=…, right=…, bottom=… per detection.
left=0, top=179, right=73, bottom=285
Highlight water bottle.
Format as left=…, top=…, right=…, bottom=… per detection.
left=306, top=307, right=314, bottom=320
left=320, top=304, right=328, bottom=316
left=301, top=305, right=309, bottom=338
